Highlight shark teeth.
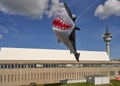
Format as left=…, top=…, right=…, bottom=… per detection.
left=52, top=17, right=73, bottom=30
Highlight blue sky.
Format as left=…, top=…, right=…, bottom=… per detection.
left=0, top=0, right=120, bottom=59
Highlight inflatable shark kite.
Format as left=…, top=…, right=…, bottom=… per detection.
left=52, top=3, right=80, bottom=62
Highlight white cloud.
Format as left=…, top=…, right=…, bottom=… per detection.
left=94, top=0, right=120, bottom=19
left=46, top=0, right=61, bottom=17
left=0, top=0, right=60, bottom=19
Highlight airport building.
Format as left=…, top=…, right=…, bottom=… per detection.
left=0, top=27, right=120, bottom=86
left=0, top=47, right=120, bottom=86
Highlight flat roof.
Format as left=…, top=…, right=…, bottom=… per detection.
left=0, top=47, right=110, bottom=61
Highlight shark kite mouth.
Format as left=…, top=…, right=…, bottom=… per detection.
left=52, top=17, right=73, bottom=30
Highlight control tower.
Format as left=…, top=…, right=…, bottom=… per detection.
left=103, top=25, right=112, bottom=57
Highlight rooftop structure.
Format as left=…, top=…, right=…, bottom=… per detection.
left=0, top=47, right=110, bottom=61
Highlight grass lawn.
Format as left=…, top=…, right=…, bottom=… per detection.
left=36, top=80, right=120, bottom=86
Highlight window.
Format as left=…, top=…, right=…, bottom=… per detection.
left=45, top=64, right=49, bottom=68
left=36, top=64, right=43, bottom=68
left=25, top=74, right=27, bottom=80
left=4, top=65, right=7, bottom=68
left=18, top=74, right=20, bottom=81
left=40, top=73, right=42, bottom=80
left=8, top=75, right=10, bottom=82
left=4, top=75, right=6, bottom=82
left=1, top=65, right=4, bottom=69
left=118, top=71, right=120, bottom=75
left=0, top=75, right=2, bottom=83
left=14, top=64, right=17, bottom=68
left=0, top=63, right=119, bottom=69
left=28, top=74, right=30, bottom=80
left=21, top=64, right=24, bottom=68
left=15, top=75, right=17, bottom=81
left=11, top=75, right=13, bottom=81
left=58, top=64, right=62, bottom=68
left=34, top=74, right=36, bottom=80
left=31, top=74, right=33, bottom=80
left=43, top=73, right=45, bottom=79
left=11, top=64, right=14, bottom=68
left=33, top=64, right=36, bottom=68
left=37, top=74, right=39, bottom=80
left=18, top=64, right=21, bottom=68
left=21, top=74, right=23, bottom=80
left=110, top=71, right=115, bottom=76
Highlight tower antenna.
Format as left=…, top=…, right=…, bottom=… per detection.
left=103, top=25, right=112, bottom=58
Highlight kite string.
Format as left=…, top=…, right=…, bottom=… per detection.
left=76, top=0, right=100, bottom=23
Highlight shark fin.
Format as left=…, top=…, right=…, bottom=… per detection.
left=75, top=53, right=80, bottom=62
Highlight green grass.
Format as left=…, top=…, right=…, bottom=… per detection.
left=30, top=80, right=120, bottom=86
left=37, top=83, right=93, bottom=86
left=110, top=80, right=120, bottom=86
left=37, top=83, right=110, bottom=86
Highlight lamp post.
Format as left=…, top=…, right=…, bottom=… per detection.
left=103, top=25, right=112, bottom=57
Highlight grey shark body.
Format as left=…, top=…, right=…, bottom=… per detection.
left=52, top=3, right=80, bottom=61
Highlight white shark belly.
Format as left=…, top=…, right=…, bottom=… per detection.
left=53, top=28, right=76, bottom=54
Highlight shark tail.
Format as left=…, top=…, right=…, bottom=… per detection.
left=75, top=53, right=80, bottom=62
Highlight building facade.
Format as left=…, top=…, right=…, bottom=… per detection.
left=0, top=48, right=120, bottom=86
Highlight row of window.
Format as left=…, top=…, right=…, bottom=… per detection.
left=0, top=63, right=120, bottom=69
left=0, top=71, right=108, bottom=83
left=1, top=71, right=120, bottom=83
left=110, top=71, right=120, bottom=76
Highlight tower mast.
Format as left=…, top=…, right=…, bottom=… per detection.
left=103, top=25, right=112, bottom=57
